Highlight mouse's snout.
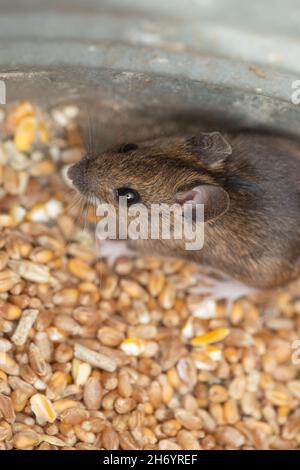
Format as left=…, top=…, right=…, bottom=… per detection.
left=67, top=157, right=98, bottom=195
left=67, top=161, right=80, bottom=183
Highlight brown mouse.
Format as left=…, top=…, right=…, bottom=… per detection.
left=68, top=131, right=300, bottom=291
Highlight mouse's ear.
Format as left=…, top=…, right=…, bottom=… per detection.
left=188, top=132, right=232, bottom=166
left=176, top=184, right=230, bottom=222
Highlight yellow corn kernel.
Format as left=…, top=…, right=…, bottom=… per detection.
left=30, top=393, right=57, bottom=424
left=191, top=327, right=230, bottom=346
left=120, top=337, right=144, bottom=356
left=6, top=101, right=34, bottom=132
left=14, top=116, right=37, bottom=151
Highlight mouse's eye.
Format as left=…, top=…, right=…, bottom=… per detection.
left=119, top=143, right=138, bottom=153
left=115, top=187, right=141, bottom=206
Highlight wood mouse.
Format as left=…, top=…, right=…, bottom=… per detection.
left=68, top=130, right=300, bottom=301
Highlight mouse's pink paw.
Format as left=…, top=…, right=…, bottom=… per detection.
left=96, top=239, right=136, bottom=266
left=189, top=271, right=256, bottom=313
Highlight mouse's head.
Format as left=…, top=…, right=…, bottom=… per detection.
left=68, top=132, right=232, bottom=223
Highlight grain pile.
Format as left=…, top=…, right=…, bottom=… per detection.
left=0, top=102, right=299, bottom=450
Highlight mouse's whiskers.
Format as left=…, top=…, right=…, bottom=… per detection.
left=66, top=189, right=82, bottom=213
left=77, top=192, right=98, bottom=231
left=78, top=195, right=89, bottom=230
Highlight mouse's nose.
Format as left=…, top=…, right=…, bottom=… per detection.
left=67, top=163, right=79, bottom=183
left=67, top=160, right=85, bottom=186
left=67, top=158, right=97, bottom=194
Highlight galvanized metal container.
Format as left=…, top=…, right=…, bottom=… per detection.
left=1, top=0, right=300, bottom=147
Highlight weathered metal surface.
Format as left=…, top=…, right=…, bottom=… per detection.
left=0, top=0, right=299, bottom=145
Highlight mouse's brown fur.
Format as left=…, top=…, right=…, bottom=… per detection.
left=68, top=131, right=300, bottom=289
